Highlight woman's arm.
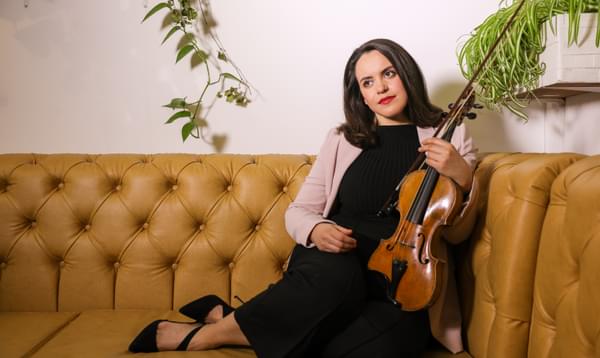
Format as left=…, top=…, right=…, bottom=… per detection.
left=418, top=123, right=479, bottom=244
left=284, top=129, right=338, bottom=246
left=284, top=129, right=358, bottom=252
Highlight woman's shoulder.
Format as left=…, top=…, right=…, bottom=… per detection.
left=321, top=127, right=344, bottom=146
left=317, top=126, right=360, bottom=157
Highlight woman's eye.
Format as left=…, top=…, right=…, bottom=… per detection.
left=362, top=79, right=373, bottom=88
left=384, top=70, right=396, bottom=78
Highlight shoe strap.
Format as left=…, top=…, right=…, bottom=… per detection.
left=176, top=324, right=203, bottom=351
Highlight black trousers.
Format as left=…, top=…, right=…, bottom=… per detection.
left=234, top=245, right=430, bottom=358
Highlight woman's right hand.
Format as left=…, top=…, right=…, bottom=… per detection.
left=309, top=223, right=356, bottom=253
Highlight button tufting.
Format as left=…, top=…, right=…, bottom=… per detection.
left=254, top=224, right=261, bottom=231
left=1, top=262, right=6, bottom=269
left=84, top=224, right=91, bottom=231
left=228, top=262, right=235, bottom=269
left=227, top=185, right=233, bottom=192
left=199, top=224, right=205, bottom=231
left=114, top=262, right=120, bottom=269
left=115, top=185, right=122, bottom=191
left=143, top=223, right=149, bottom=229
left=171, top=263, right=178, bottom=270
left=57, top=183, right=65, bottom=189
left=30, top=221, right=37, bottom=228
left=172, top=184, right=178, bottom=191
left=59, top=261, right=65, bottom=268
left=282, top=186, right=288, bottom=193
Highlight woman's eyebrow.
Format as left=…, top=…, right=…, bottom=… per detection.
left=359, top=66, right=395, bottom=82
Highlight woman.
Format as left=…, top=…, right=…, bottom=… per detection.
left=129, top=38, right=479, bottom=357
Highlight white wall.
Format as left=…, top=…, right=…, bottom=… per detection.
left=1, top=0, right=599, bottom=154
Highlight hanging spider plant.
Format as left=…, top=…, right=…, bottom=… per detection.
left=458, top=0, right=600, bottom=120
left=143, top=0, right=254, bottom=147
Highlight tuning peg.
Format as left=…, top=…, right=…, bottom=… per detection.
left=466, top=112, right=477, bottom=120
left=448, top=103, right=455, bottom=109
left=473, top=103, right=484, bottom=109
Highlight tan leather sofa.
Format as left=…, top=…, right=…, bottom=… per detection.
left=0, top=152, right=597, bottom=357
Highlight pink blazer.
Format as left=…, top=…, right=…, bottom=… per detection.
left=285, top=124, right=479, bottom=353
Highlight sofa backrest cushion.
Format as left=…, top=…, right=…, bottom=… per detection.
left=528, top=155, right=600, bottom=358
left=458, top=153, right=583, bottom=358
left=0, top=154, right=313, bottom=311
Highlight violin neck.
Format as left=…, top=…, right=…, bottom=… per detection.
left=406, top=120, right=458, bottom=225
left=406, top=168, right=439, bottom=225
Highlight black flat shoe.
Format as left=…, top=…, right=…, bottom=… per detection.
left=128, top=320, right=204, bottom=353
left=179, top=294, right=234, bottom=321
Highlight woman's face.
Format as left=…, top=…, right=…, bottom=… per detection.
left=355, top=50, right=410, bottom=125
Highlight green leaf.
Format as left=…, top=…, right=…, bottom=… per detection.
left=165, top=110, right=191, bottom=124
left=221, top=72, right=242, bottom=82
left=218, top=51, right=228, bottom=61
left=162, top=26, right=181, bottom=45
left=176, top=33, right=195, bottom=51
left=142, top=2, right=170, bottom=23
left=191, top=50, right=209, bottom=68
left=176, top=44, right=195, bottom=63
left=163, top=98, right=187, bottom=109
left=181, top=121, right=195, bottom=142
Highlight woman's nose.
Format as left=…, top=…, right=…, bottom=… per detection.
left=376, top=81, right=388, bottom=94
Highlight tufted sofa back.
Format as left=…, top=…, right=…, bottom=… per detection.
left=0, top=154, right=313, bottom=312
left=528, top=155, right=600, bottom=357
left=457, top=152, right=583, bottom=358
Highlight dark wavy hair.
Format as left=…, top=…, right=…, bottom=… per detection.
left=338, top=38, right=443, bottom=148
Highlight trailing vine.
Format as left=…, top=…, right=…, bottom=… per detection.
left=143, top=0, right=253, bottom=147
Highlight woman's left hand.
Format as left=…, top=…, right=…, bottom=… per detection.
left=418, top=137, right=473, bottom=192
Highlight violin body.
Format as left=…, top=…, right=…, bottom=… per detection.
left=367, top=169, right=462, bottom=311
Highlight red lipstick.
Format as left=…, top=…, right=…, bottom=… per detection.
left=378, top=96, right=395, bottom=105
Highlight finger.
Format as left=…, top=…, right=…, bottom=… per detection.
left=334, top=225, right=353, bottom=235
left=330, top=227, right=355, bottom=242
left=425, top=158, right=443, bottom=172
left=425, top=151, right=445, bottom=163
left=336, top=240, right=356, bottom=252
left=325, top=243, right=343, bottom=253
left=329, top=235, right=355, bottom=251
left=424, top=141, right=451, bottom=154
left=337, top=235, right=356, bottom=248
left=418, top=144, right=445, bottom=157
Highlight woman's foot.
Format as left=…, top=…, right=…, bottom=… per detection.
left=156, top=321, right=222, bottom=351
left=129, top=320, right=206, bottom=353
left=178, top=295, right=234, bottom=322
left=156, top=321, right=199, bottom=351
left=204, top=304, right=224, bottom=323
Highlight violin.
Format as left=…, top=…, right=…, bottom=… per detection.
left=367, top=0, right=526, bottom=311
left=367, top=89, right=477, bottom=311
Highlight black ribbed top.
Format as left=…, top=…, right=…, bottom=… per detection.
left=330, top=125, right=419, bottom=260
